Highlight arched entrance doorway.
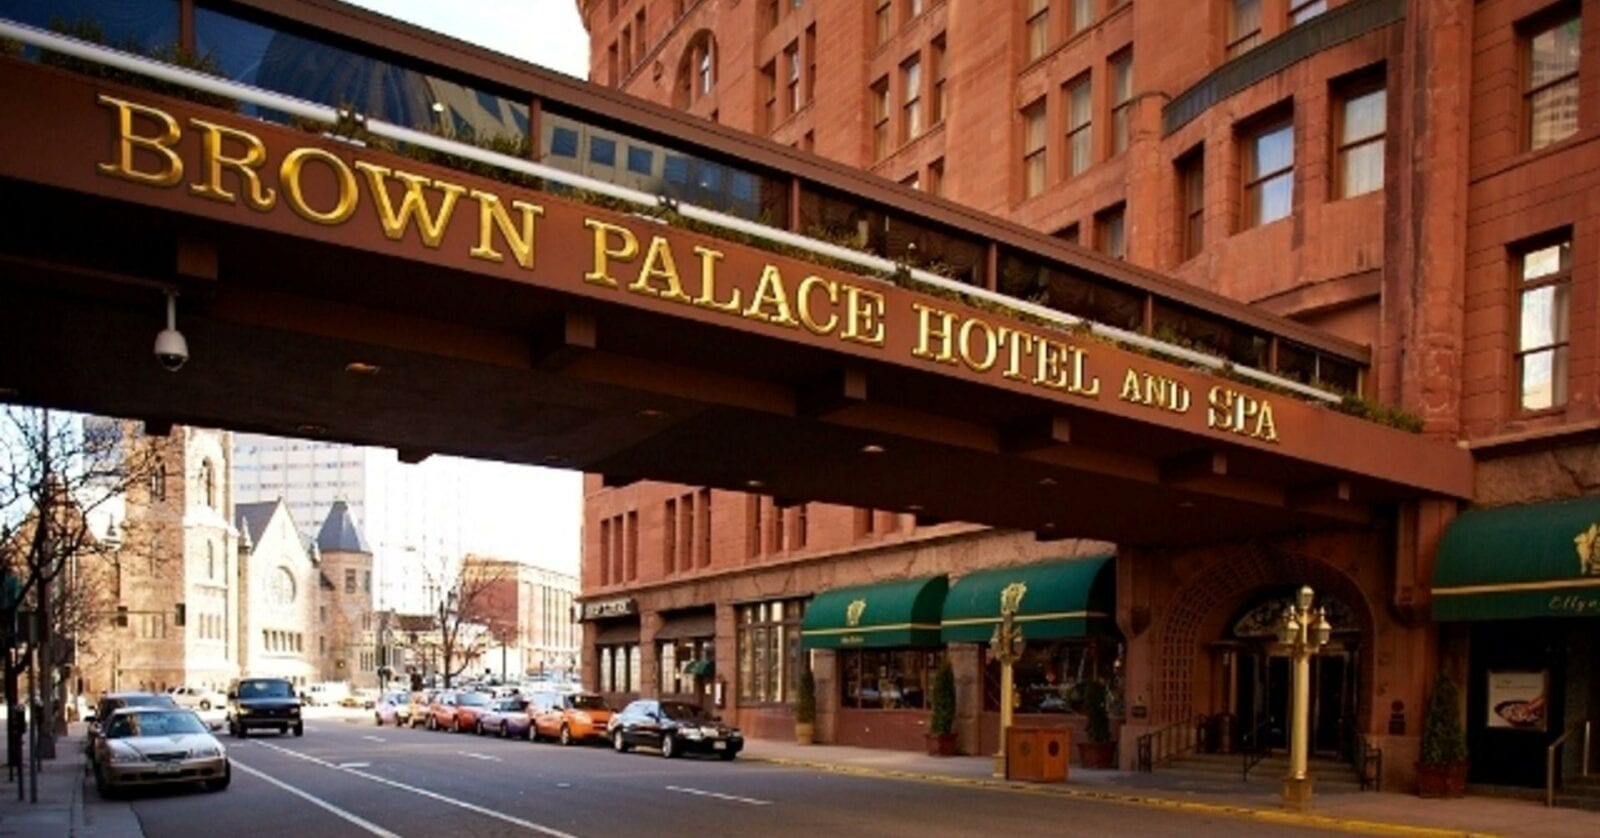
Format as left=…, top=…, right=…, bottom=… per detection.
left=1216, top=591, right=1362, bottom=757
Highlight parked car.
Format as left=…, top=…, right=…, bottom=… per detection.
left=477, top=696, right=532, bottom=739
left=167, top=685, right=226, bottom=712
left=453, top=691, right=494, bottom=734
left=342, top=688, right=379, bottom=709
left=373, top=690, right=411, bottom=726
left=92, top=707, right=229, bottom=797
left=226, top=677, right=303, bottom=737
left=85, top=692, right=180, bottom=768
left=608, top=700, right=742, bottom=760
left=425, top=690, right=459, bottom=731
left=531, top=691, right=613, bottom=746
left=300, top=682, right=349, bottom=707
left=407, top=690, right=434, bottom=728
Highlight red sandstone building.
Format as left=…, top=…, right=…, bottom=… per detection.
left=578, top=0, right=1600, bottom=795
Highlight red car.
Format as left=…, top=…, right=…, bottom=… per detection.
left=450, top=691, right=495, bottom=733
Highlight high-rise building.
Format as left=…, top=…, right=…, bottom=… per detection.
left=575, top=0, right=1600, bottom=795
left=232, top=435, right=466, bottom=613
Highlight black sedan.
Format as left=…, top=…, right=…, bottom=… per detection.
left=608, top=700, right=741, bottom=760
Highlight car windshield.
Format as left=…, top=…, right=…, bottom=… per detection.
left=569, top=695, right=609, bottom=711
left=458, top=693, right=489, bottom=707
left=238, top=680, right=294, bottom=699
left=660, top=702, right=711, bottom=722
left=105, top=711, right=208, bottom=738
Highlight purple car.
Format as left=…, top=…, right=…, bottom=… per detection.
left=477, top=695, right=532, bottom=739
left=373, top=690, right=411, bottom=727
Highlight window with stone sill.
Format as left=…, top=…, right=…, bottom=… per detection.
left=1336, top=83, right=1385, bottom=199
left=872, top=77, right=892, bottom=159
left=1065, top=72, right=1092, bottom=177
left=738, top=599, right=807, bottom=704
left=1026, top=0, right=1051, bottom=62
left=1514, top=236, right=1572, bottom=413
left=903, top=54, right=924, bottom=142
left=1110, top=49, right=1133, bottom=156
left=786, top=41, right=802, bottom=116
left=1242, top=116, right=1294, bottom=228
left=1289, top=0, right=1326, bottom=26
left=930, top=34, right=947, bottom=125
left=877, top=0, right=894, bottom=46
left=1022, top=97, right=1048, bottom=197
left=1226, top=0, right=1261, bottom=59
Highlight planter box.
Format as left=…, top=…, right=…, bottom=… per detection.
left=1078, top=740, right=1117, bottom=769
left=925, top=732, right=959, bottom=756
left=1415, top=762, right=1468, bottom=798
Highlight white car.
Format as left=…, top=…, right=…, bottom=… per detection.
left=93, top=707, right=229, bottom=796
left=167, top=686, right=226, bottom=712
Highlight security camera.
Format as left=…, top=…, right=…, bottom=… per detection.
left=154, top=291, right=188, bottom=372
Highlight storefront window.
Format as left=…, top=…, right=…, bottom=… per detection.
left=983, top=638, right=1122, bottom=713
left=598, top=643, right=639, bottom=693
left=839, top=649, right=943, bottom=710
left=659, top=637, right=713, bottom=695
left=737, top=599, right=806, bottom=704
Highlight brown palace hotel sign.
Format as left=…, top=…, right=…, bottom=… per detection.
left=96, top=93, right=1281, bottom=445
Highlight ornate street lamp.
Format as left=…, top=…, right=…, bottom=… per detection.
left=989, top=598, right=1027, bottom=778
left=1278, top=584, right=1332, bottom=809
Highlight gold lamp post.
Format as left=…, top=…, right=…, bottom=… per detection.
left=1277, top=584, right=1333, bottom=809
left=989, top=602, right=1027, bottom=778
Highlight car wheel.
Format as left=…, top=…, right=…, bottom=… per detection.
left=660, top=735, right=677, bottom=759
left=613, top=729, right=630, bottom=753
left=205, top=765, right=231, bottom=792
left=199, top=700, right=212, bottom=711
left=559, top=725, right=572, bottom=747
left=426, top=716, right=436, bottom=731
left=294, top=723, right=304, bottom=737
left=497, top=723, right=507, bottom=739
left=277, top=726, right=287, bottom=735
left=475, top=721, right=485, bottom=736
left=522, top=725, right=532, bottom=741
left=451, top=717, right=461, bottom=734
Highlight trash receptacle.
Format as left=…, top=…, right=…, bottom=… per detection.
left=1006, top=726, right=1070, bottom=782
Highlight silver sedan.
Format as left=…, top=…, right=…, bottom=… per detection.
left=93, top=708, right=230, bottom=796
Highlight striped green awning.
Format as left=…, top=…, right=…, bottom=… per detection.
left=801, top=576, right=948, bottom=649
left=1433, top=497, right=1600, bottom=621
left=941, top=555, right=1117, bottom=643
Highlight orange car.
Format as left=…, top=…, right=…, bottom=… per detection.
left=531, top=691, right=613, bottom=745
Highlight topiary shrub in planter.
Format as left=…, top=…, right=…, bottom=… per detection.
left=1077, top=680, right=1117, bottom=769
left=1416, top=673, right=1468, bottom=798
left=926, top=661, right=958, bottom=756
left=795, top=667, right=816, bottom=745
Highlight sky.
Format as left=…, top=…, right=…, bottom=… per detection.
left=343, top=1, right=591, bottom=576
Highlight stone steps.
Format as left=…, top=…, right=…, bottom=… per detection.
left=1156, top=751, right=1365, bottom=792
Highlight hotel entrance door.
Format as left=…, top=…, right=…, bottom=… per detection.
left=1234, top=646, right=1357, bottom=756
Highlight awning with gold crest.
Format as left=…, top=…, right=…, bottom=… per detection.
left=940, top=554, right=1117, bottom=643
left=1432, top=497, right=1600, bottom=620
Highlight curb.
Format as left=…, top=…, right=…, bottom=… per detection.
left=742, top=755, right=1498, bottom=838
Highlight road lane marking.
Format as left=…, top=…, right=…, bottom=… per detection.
left=252, top=740, right=579, bottom=838
left=338, top=762, right=372, bottom=769
left=459, top=751, right=501, bottom=762
left=362, top=735, right=386, bottom=743
left=231, top=759, right=400, bottom=837
left=664, top=785, right=772, bottom=806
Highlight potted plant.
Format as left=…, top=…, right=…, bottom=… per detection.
left=1416, top=673, right=1468, bottom=797
left=1077, top=680, right=1117, bottom=768
left=795, top=667, right=817, bottom=745
left=925, top=661, right=958, bottom=756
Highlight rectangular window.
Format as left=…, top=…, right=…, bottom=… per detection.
left=1064, top=73, right=1092, bottom=177
left=761, top=61, right=778, bottom=131
left=1243, top=118, right=1294, bottom=228
left=1071, top=0, right=1093, bottom=34
left=765, top=0, right=780, bottom=30
left=663, top=498, right=678, bottom=573
left=344, top=568, right=356, bottom=593
left=620, top=25, right=632, bottom=72
left=1026, top=0, right=1051, bottom=61
left=1178, top=148, right=1205, bottom=259
left=928, top=158, right=945, bottom=196
left=930, top=35, right=947, bottom=125
left=794, top=504, right=809, bottom=550
left=626, top=510, right=639, bottom=581
left=635, top=8, right=647, bottom=59
left=697, top=489, right=712, bottom=567
left=908, top=0, right=925, bottom=19
left=611, top=513, right=624, bottom=582
left=1095, top=203, right=1126, bottom=259
left=1336, top=85, right=1385, bottom=198
left=1227, top=0, right=1261, bottom=59
left=805, top=26, right=817, bottom=105
left=839, top=649, right=943, bottom=709
left=747, top=494, right=765, bottom=559
left=607, top=42, right=619, bottom=86
left=786, top=41, right=802, bottom=115
left=736, top=599, right=807, bottom=704
left=1022, top=98, right=1048, bottom=197
left=877, top=0, right=893, bottom=45
left=679, top=492, right=695, bottom=571
left=1110, top=49, right=1133, bottom=155
left=1290, top=0, right=1327, bottom=25
left=1516, top=238, right=1572, bottom=412
left=362, top=570, right=371, bottom=593
left=599, top=517, right=611, bottom=585
left=872, top=77, right=891, bottom=159
left=1525, top=14, right=1581, bottom=151
left=903, top=55, right=923, bottom=141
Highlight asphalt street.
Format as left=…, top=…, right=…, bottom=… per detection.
left=116, top=714, right=1351, bottom=837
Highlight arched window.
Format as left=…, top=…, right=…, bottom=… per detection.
left=674, top=30, right=717, bottom=108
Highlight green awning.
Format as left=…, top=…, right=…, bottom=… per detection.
left=1433, top=497, right=1600, bottom=621
left=941, top=555, right=1117, bottom=643
left=683, top=659, right=715, bottom=677
left=801, top=576, right=948, bottom=649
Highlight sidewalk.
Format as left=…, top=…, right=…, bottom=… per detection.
left=0, top=728, right=143, bottom=838
left=741, top=739, right=1600, bottom=838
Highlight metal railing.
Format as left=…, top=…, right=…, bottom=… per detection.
left=1135, top=714, right=1207, bottom=772
left=1240, top=716, right=1277, bottom=781
left=1547, top=719, right=1594, bottom=807
left=0, top=16, right=1348, bottom=406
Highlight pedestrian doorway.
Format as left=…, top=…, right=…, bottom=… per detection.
left=1223, top=591, right=1361, bottom=758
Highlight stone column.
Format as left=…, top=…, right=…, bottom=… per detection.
left=813, top=649, right=838, bottom=745
left=640, top=609, right=663, bottom=698
left=949, top=644, right=982, bottom=757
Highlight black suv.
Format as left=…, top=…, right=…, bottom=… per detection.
left=226, top=677, right=303, bottom=737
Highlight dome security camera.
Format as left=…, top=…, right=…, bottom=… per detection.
left=154, top=291, right=188, bottom=372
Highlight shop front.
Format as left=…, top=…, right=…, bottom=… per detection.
left=1432, top=497, right=1600, bottom=790
left=580, top=597, right=641, bottom=708
left=801, top=575, right=948, bottom=751
left=941, top=555, right=1122, bottom=757
left=655, top=607, right=716, bottom=710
